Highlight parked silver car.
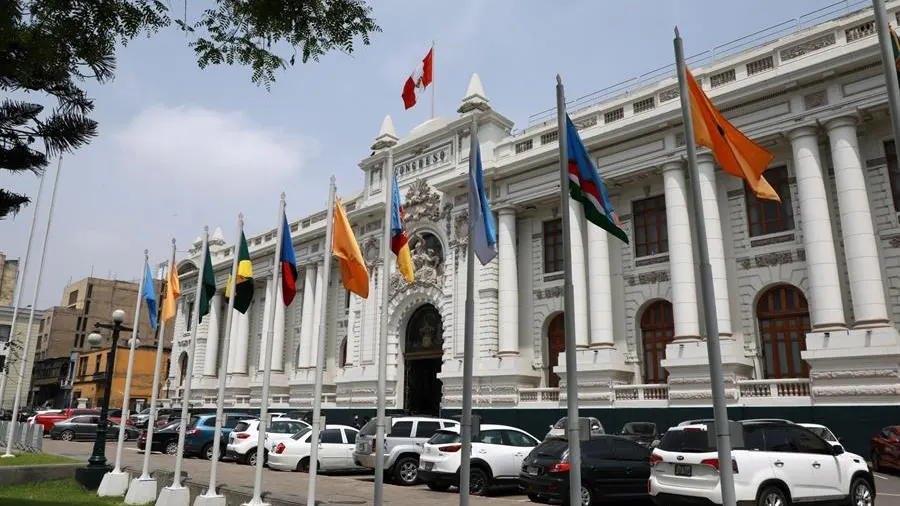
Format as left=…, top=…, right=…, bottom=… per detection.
left=543, top=416, right=604, bottom=440
left=353, top=416, right=459, bottom=485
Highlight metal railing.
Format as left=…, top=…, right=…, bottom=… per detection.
left=522, top=0, right=870, bottom=128
left=0, top=422, right=44, bottom=452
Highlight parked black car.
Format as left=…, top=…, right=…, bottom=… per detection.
left=619, top=422, right=659, bottom=448
left=519, top=435, right=651, bottom=504
left=49, top=415, right=140, bottom=441
left=137, top=421, right=181, bottom=455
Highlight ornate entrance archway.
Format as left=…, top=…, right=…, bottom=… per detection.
left=404, top=304, right=444, bottom=415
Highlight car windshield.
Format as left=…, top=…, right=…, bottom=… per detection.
left=139, top=408, right=151, bottom=415
left=358, top=419, right=377, bottom=436
left=291, top=427, right=312, bottom=441
left=233, top=422, right=251, bottom=433
left=533, top=439, right=570, bottom=458
left=161, top=421, right=180, bottom=431
left=623, top=423, right=656, bottom=435
left=428, top=430, right=460, bottom=445
left=552, top=417, right=599, bottom=431
left=657, top=429, right=714, bottom=453
left=806, top=426, right=837, bottom=442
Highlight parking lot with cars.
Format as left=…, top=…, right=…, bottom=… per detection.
left=37, top=414, right=900, bottom=505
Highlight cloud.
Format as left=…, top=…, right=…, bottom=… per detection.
left=113, top=104, right=321, bottom=193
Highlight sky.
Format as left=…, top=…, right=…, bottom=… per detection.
left=1, top=0, right=847, bottom=309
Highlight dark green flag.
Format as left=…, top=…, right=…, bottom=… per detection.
left=198, top=246, right=216, bottom=322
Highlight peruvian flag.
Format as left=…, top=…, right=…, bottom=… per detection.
left=402, top=47, right=433, bottom=110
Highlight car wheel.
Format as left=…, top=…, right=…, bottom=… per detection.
left=426, top=482, right=451, bottom=492
left=202, top=443, right=214, bottom=460
left=247, top=449, right=258, bottom=467
left=757, top=485, right=788, bottom=506
left=527, top=494, right=550, bottom=504
left=469, top=467, right=489, bottom=496
left=393, top=456, right=419, bottom=486
left=297, top=457, right=310, bottom=473
left=579, top=485, right=593, bottom=506
left=871, top=451, right=881, bottom=472
left=165, top=441, right=178, bottom=455
left=60, top=430, right=75, bottom=442
left=850, top=477, right=874, bottom=506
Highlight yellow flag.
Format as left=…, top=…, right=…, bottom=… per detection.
left=162, top=258, right=182, bottom=323
left=332, top=198, right=369, bottom=298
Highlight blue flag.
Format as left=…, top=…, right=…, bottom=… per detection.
left=468, top=143, right=497, bottom=265
left=143, top=264, right=158, bottom=330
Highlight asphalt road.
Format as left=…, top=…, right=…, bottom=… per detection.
left=41, top=439, right=900, bottom=505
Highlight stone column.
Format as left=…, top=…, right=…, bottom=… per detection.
left=273, top=283, right=285, bottom=371
left=202, top=294, right=222, bottom=376
left=231, top=309, right=250, bottom=375
left=663, top=161, right=700, bottom=339
left=788, top=126, right=846, bottom=329
left=308, top=260, right=326, bottom=367
left=497, top=208, right=519, bottom=356
left=696, top=154, right=732, bottom=337
left=258, top=277, right=274, bottom=371
left=298, top=263, right=318, bottom=368
left=570, top=205, right=590, bottom=348
left=587, top=224, right=614, bottom=347
left=825, top=117, right=890, bottom=326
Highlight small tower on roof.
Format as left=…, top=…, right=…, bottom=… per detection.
left=371, top=115, right=399, bottom=151
left=458, top=73, right=491, bottom=114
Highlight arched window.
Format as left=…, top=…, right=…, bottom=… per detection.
left=338, top=337, right=348, bottom=368
left=546, top=313, right=565, bottom=388
left=641, top=300, right=674, bottom=384
left=178, top=351, right=188, bottom=386
left=756, top=285, right=810, bottom=379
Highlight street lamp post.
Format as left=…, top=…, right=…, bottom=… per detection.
left=75, top=309, right=132, bottom=490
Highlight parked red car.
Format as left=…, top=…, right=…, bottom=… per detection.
left=34, top=409, right=99, bottom=433
left=871, top=425, right=900, bottom=472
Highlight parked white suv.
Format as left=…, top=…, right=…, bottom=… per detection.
left=353, top=416, right=460, bottom=486
left=418, top=424, right=540, bottom=495
left=649, top=420, right=875, bottom=506
left=225, top=418, right=309, bottom=466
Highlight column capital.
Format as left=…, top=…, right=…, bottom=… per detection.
left=824, top=115, right=858, bottom=132
left=786, top=124, right=819, bottom=142
left=696, top=152, right=715, bottom=165
left=496, top=206, right=517, bottom=217
left=661, top=159, right=685, bottom=174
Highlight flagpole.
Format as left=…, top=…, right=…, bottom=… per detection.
left=3, top=156, right=63, bottom=458
left=126, top=241, right=176, bottom=505
left=158, top=227, right=208, bottom=506
left=674, top=28, right=737, bottom=506
left=197, top=215, right=243, bottom=506
left=307, top=178, right=336, bottom=506
left=554, top=76, right=583, bottom=506
left=460, top=113, right=484, bottom=506
left=430, top=41, right=436, bottom=120
left=247, top=197, right=286, bottom=506
left=873, top=0, right=900, bottom=170
left=373, top=151, right=393, bottom=506
left=99, top=249, right=150, bottom=495
left=0, top=166, right=45, bottom=410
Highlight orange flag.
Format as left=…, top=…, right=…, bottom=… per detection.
left=686, top=68, right=780, bottom=202
left=332, top=198, right=370, bottom=299
left=162, top=253, right=182, bottom=323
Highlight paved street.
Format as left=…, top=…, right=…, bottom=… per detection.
left=41, top=439, right=900, bottom=505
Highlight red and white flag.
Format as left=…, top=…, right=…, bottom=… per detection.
left=402, top=47, right=433, bottom=110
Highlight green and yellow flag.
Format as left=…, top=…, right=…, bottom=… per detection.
left=197, top=246, right=217, bottom=322
left=225, top=231, right=254, bottom=314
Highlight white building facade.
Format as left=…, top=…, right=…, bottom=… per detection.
left=166, top=3, right=900, bottom=429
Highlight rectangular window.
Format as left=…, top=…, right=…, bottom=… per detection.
left=67, top=290, right=78, bottom=306
left=0, top=324, right=9, bottom=342
left=884, top=141, right=900, bottom=212
left=542, top=219, right=564, bottom=273
left=345, top=290, right=351, bottom=309
left=632, top=195, right=669, bottom=258
left=745, top=166, right=794, bottom=237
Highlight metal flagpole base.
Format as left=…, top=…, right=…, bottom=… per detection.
left=156, top=485, right=190, bottom=506
left=124, top=477, right=158, bottom=505
left=98, top=469, right=131, bottom=497
left=193, top=492, right=227, bottom=506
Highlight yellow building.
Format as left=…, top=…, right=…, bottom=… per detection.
left=71, top=344, right=170, bottom=410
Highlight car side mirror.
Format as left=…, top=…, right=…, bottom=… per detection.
left=548, top=424, right=553, bottom=429
left=832, top=445, right=844, bottom=456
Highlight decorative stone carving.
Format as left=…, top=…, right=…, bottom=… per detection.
left=624, top=270, right=670, bottom=286
left=389, top=233, right=445, bottom=294
left=404, top=179, right=443, bottom=224
left=810, top=369, right=898, bottom=380
left=780, top=33, right=836, bottom=62
left=362, top=237, right=380, bottom=267
left=534, top=286, right=563, bottom=299
left=736, top=249, right=805, bottom=270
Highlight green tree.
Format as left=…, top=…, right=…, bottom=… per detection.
left=1, top=0, right=379, bottom=218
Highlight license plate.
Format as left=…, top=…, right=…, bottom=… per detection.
left=423, top=462, right=433, bottom=471
left=674, top=464, right=692, bottom=477
left=527, top=466, right=539, bottom=475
